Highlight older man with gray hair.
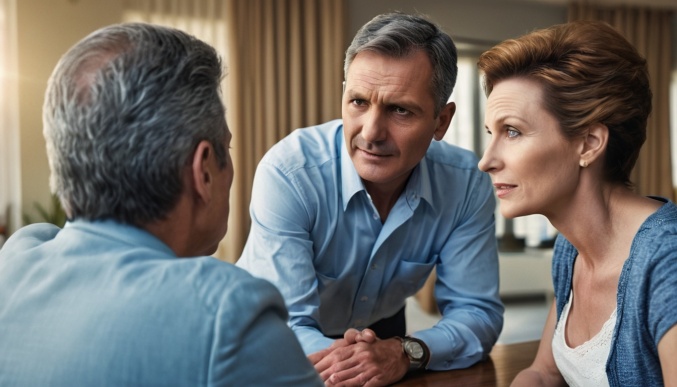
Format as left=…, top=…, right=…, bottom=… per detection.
left=238, top=12, right=504, bottom=386
left=0, top=23, right=321, bottom=386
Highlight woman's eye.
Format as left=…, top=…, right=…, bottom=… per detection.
left=507, top=128, right=520, bottom=138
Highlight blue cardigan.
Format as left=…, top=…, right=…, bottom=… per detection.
left=552, top=198, right=677, bottom=386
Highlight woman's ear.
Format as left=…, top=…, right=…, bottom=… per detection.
left=190, top=140, right=214, bottom=204
left=579, top=123, right=608, bottom=167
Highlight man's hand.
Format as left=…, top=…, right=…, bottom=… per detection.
left=308, top=329, right=409, bottom=386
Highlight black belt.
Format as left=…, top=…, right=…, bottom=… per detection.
left=329, top=306, right=406, bottom=339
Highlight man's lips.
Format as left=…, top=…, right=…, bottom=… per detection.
left=493, top=183, right=517, bottom=198
left=357, top=147, right=391, bottom=158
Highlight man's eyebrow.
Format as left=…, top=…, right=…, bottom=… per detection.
left=344, top=88, right=365, bottom=98
left=389, top=99, right=424, bottom=114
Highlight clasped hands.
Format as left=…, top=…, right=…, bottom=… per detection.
left=308, top=328, right=409, bottom=387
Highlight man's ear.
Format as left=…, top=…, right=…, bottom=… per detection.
left=433, top=102, right=456, bottom=141
left=191, top=140, right=214, bottom=204
left=579, top=123, right=608, bottom=167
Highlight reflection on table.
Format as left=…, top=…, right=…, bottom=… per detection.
left=394, top=340, right=539, bottom=387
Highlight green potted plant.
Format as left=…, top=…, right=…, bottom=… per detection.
left=22, top=193, right=67, bottom=228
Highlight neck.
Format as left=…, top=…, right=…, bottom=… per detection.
left=548, top=184, right=659, bottom=268
left=142, top=193, right=200, bottom=257
left=363, top=177, right=409, bottom=222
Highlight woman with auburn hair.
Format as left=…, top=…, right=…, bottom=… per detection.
left=478, top=20, right=676, bottom=386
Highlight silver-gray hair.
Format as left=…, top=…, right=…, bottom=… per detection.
left=43, top=23, right=227, bottom=226
left=344, top=12, right=458, bottom=116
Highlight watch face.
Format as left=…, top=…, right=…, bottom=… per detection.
left=404, top=340, right=424, bottom=360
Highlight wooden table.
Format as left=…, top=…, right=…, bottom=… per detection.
left=394, top=340, right=539, bottom=387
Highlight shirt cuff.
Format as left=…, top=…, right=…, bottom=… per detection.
left=293, top=325, right=336, bottom=355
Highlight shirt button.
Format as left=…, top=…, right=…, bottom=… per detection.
left=360, top=296, right=368, bottom=302
left=354, top=319, right=363, bottom=325
left=371, top=264, right=378, bottom=270
left=372, top=212, right=379, bottom=220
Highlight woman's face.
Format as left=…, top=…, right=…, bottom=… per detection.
left=478, top=77, right=582, bottom=219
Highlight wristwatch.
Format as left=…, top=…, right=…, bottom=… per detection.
left=399, top=336, right=430, bottom=371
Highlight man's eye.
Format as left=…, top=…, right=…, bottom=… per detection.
left=507, top=128, right=520, bottom=138
left=393, top=106, right=409, bottom=115
left=351, top=99, right=366, bottom=106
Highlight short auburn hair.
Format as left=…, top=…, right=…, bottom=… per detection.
left=478, top=20, right=651, bottom=188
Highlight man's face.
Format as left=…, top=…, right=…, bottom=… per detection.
left=342, top=50, right=452, bottom=194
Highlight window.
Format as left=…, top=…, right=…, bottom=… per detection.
left=0, top=0, right=20, bottom=242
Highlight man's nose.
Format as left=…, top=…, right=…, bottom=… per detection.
left=361, top=109, right=387, bottom=143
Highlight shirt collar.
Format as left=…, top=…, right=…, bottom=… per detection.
left=64, top=219, right=177, bottom=257
left=339, top=127, right=436, bottom=212
left=409, top=156, right=436, bottom=212
left=340, top=130, right=365, bottom=210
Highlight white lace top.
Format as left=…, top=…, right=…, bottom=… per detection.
left=551, top=290, right=617, bottom=387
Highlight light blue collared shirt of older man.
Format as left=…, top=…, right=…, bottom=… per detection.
left=237, top=119, right=504, bottom=371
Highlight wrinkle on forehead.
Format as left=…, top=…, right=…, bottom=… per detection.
left=485, top=78, right=546, bottom=129
left=345, top=50, right=434, bottom=111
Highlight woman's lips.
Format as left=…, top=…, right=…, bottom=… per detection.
left=494, top=184, right=517, bottom=198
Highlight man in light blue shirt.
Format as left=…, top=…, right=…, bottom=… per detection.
left=0, top=23, right=321, bottom=386
left=237, top=12, right=503, bottom=386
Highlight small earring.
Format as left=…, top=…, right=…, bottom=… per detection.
left=580, top=160, right=588, bottom=168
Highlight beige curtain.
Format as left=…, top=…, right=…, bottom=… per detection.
left=0, top=0, right=21, bottom=238
left=569, top=2, right=675, bottom=201
left=224, top=0, right=345, bottom=262
left=123, top=0, right=346, bottom=262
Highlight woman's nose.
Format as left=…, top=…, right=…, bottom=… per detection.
left=478, top=142, right=498, bottom=173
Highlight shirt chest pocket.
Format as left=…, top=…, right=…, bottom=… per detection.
left=380, top=255, right=437, bottom=309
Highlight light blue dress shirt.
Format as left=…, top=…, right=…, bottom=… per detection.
left=0, top=220, right=322, bottom=386
left=237, top=119, right=504, bottom=370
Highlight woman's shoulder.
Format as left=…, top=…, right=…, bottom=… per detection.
left=634, top=198, right=677, bottom=251
left=624, top=200, right=677, bottom=287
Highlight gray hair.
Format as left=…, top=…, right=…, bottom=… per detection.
left=344, top=12, right=458, bottom=116
left=43, top=23, right=227, bottom=225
